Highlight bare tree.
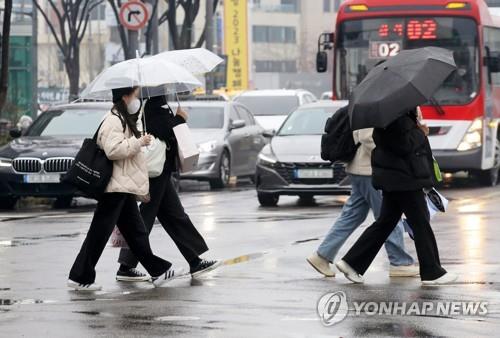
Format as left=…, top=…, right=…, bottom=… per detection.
left=33, top=0, right=104, bottom=100
left=159, top=0, right=219, bottom=50
left=0, top=0, right=13, bottom=114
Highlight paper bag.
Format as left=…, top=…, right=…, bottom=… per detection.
left=173, top=123, right=199, bottom=173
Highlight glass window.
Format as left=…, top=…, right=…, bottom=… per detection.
left=484, top=26, right=500, bottom=86
left=278, top=106, right=341, bottom=136
left=335, top=17, right=480, bottom=105
left=252, top=26, right=296, bottom=43
left=334, top=0, right=342, bottom=11
left=27, top=108, right=108, bottom=137
left=235, top=105, right=255, bottom=125
left=323, top=0, right=331, bottom=12
left=183, top=106, right=225, bottom=129
left=234, top=96, right=299, bottom=116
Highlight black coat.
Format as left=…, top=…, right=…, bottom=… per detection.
left=371, top=114, right=435, bottom=192
left=143, top=100, right=185, bottom=173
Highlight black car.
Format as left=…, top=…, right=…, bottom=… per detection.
left=0, top=102, right=110, bottom=209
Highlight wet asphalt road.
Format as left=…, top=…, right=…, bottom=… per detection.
left=0, top=179, right=499, bottom=337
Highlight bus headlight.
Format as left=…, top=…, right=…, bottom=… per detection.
left=457, top=119, right=482, bottom=152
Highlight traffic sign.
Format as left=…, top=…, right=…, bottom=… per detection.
left=119, top=1, right=149, bottom=31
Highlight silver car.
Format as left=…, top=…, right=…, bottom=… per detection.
left=255, top=101, right=350, bottom=206
left=180, top=101, right=267, bottom=189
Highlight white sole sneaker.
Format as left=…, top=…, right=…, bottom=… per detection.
left=191, top=260, right=223, bottom=278
left=335, top=260, right=364, bottom=284
left=67, top=279, right=102, bottom=292
left=152, top=268, right=184, bottom=288
left=116, top=275, right=151, bottom=282
left=421, top=272, right=458, bottom=285
left=389, top=264, right=420, bottom=277
left=307, top=254, right=335, bottom=277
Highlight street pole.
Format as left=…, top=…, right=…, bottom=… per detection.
left=128, top=30, right=139, bottom=60
left=31, top=0, right=38, bottom=115
left=205, top=0, right=214, bottom=94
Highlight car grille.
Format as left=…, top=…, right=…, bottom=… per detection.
left=44, top=158, right=74, bottom=173
left=13, top=158, right=42, bottom=173
left=275, top=162, right=347, bottom=185
left=12, top=157, right=74, bottom=174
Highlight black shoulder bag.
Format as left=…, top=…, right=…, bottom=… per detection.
left=62, top=121, right=113, bottom=199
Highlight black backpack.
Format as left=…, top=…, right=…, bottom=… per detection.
left=320, top=105, right=360, bottom=163
left=62, top=121, right=113, bottom=199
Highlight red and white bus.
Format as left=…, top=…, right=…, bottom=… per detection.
left=317, top=0, right=500, bottom=186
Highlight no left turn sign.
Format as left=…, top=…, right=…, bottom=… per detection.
left=119, top=1, right=149, bottom=31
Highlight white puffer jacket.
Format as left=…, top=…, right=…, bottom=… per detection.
left=97, top=112, right=149, bottom=196
left=346, top=128, right=375, bottom=176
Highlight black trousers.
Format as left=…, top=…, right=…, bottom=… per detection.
left=69, top=193, right=171, bottom=284
left=118, top=169, right=209, bottom=268
left=342, top=190, right=446, bottom=281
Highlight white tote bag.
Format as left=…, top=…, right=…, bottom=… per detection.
left=139, top=100, right=167, bottom=178
left=173, top=123, right=199, bottom=173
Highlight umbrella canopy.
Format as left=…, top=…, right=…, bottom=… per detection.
left=153, top=48, right=224, bottom=74
left=348, top=47, right=456, bottom=130
left=80, top=57, right=202, bottom=100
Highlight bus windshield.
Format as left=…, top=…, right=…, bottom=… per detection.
left=335, top=17, right=479, bottom=105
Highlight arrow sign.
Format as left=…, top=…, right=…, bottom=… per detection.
left=119, top=1, right=149, bottom=31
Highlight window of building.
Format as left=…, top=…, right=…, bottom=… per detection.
left=281, top=0, right=300, bottom=12
left=90, top=4, right=106, bottom=20
left=323, top=0, right=331, bottom=12
left=334, top=0, right=342, bottom=11
left=254, top=60, right=297, bottom=73
left=252, top=26, right=296, bottom=43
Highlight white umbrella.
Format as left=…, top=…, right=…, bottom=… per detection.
left=80, top=57, right=202, bottom=100
left=153, top=48, right=224, bottom=74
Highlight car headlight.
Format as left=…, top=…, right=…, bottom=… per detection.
left=457, top=118, right=482, bottom=151
left=258, top=146, right=278, bottom=167
left=0, top=157, right=12, bottom=168
left=198, top=140, right=218, bottom=153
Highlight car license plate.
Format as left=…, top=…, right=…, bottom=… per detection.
left=23, top=174, right=61, bottom=184
left=295, top=169, right=333, bottom=179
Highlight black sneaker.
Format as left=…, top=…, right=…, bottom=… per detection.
left=190, top=259, right=222, bottom=278
left=116, top=268, right=150, bottom=282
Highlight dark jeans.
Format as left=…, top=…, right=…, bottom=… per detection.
left=118, top=170, right=209, bottom=268
left=342, top=189, right=446, bottom=281
left=69, top=193, right=171, bottom=284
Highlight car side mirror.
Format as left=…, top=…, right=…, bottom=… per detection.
left=9, top=128, right=22, bottom=139
left=316, top=51, right=328, bottom=73
left=230, top=119, right=246, bottom=130
left=262, top=129, right=275, bottom=138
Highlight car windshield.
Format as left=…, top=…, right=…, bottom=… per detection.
left=278, top=106, right=342, bottom=136
left=234, top=96, right=299, bottom=116
left=183, top=106, right=225, bottom=129
left=26, top=108, right=108, bottom=137
left=336, top=17, right=479, bottom=105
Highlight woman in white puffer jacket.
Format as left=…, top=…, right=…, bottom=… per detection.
left=67, top=87, right=180, bottom=291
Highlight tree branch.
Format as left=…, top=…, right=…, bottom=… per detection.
left=33, top=0, right=67, bottom=55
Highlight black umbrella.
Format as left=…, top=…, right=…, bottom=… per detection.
left=348, top=47, right=456, bottom=130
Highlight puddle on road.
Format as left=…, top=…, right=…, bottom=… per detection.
left=0, top=298, right=57, bottom=305
left=0, top=232, right=83, bottom=248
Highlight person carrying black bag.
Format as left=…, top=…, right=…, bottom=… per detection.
left=67, top=87, right=181, bottom=291
left=335, top=107, right=457, bottom=285
left=115, top=95, right=220, bottom=282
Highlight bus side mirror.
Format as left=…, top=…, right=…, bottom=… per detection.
left=485, top=52, right=500, bottom=73
left=316, top=51, right=328, bottom=73
left=316, top=32, right=334, bottom=73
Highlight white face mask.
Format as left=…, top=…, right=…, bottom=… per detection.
left=127, top=98, right=141, bottom=115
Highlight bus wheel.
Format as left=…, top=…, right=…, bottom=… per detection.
left=477, top=139, right=500, bottom=187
